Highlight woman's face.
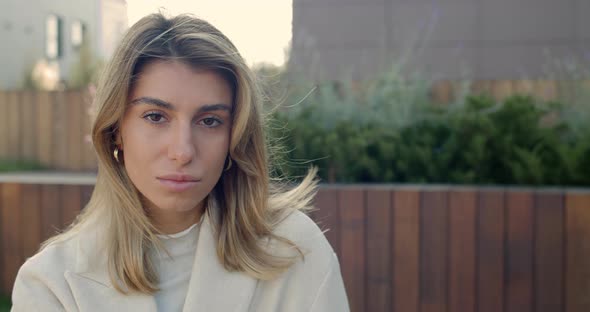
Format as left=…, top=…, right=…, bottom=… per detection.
left=119, top=60, right=232, bottom=219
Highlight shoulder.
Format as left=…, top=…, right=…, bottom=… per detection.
left=11, top=234, right=81, bottom=310
left=273, top=210, right=324, bottom=240
left=271, top=209, right=338, bottom=280
left=273, top=210, right=334, bottom=260
left=12, top=222, right=110, bottom=310
left=13, top=221, right=107, bottom=289
left=18, top=234, right=79, bottom=279
left=253, top=211, right=349, bottom=311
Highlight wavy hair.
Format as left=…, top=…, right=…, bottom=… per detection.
left=43, top=13, right=317, bottom=294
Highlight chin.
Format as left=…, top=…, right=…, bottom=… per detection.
left=154, top=196, right=205, bottom=212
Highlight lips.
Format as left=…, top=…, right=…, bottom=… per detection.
left=156, top=174, right=201, bottom=192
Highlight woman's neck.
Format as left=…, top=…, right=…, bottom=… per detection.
left=147, top=201, right=205, bottom=235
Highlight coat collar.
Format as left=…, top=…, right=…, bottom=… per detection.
left=181, top=213, right=258, bottom=311
left=67, top=212, right=258, bottom=311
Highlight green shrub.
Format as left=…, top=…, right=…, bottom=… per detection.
left=0, top=294, right=10, bottom=312
left=271, top=88, right=590, bottom=186
left=0, top=159, right=46, bottom=172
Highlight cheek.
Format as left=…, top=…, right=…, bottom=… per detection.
left=122, top=132, right=148, bottom=166
left=198, top=132, right=230, bottom=169
left=121, top=118, right=165, bottom=158
left=119, top=121, right=160, bottom=185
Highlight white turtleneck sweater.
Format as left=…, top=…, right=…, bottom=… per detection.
left=151, top=222, right=201, bottom=312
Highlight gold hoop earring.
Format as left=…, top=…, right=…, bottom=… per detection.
left=114, top=147, right=120, bottom=163
left=225, top=157, right=232, bottom=171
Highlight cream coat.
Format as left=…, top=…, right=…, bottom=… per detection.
left=11, top=210, right=349, bottom=312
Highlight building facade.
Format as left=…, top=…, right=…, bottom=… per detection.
left=290, top=0, right=589, bottom=81
left=0, top=0, right=127, bottom=89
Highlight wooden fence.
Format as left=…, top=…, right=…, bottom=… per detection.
left=1, top=180, right=590, bottom=312
left=430, top=79, right=589, bottom=104
left=0, top=90, right=96, bottom=171
left=312, top=186, right=590, bottom=312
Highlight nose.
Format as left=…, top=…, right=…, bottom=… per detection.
left=167, top=121, right=196, bottom=166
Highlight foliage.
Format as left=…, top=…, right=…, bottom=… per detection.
left=20, top=35, right=103, bottom=91
left=0, top=294, right=10, bottom=312
left=0, top=159, right=46, bottom=172
left=21, top=60, right=43, bottom=91
left=269, top=73, right=590, bottom=185
left=68, top=38, right=103, bottom=90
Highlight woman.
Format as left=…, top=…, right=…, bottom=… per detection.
left=11, top=13, right=349, bottom=312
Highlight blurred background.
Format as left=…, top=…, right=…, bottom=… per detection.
left=1, top=1, right=590, bottom=311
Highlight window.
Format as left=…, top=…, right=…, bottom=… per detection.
left=71, top=20, right=85, bottom=48
left=46, top=14, right=62, bottom=59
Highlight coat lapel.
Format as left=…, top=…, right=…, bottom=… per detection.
left=182, top=213, right=258, bottom=312
left=66, top=223, right=158, bottom=312
left=65, top=272, right=158, bottom=311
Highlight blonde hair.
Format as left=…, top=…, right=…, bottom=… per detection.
left=43, top=13, right=317, bottom=294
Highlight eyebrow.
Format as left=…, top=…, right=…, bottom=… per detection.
left=130, top=96, right=232, bottom=113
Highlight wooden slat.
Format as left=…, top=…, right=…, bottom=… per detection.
left=66, top=91, right=83, bottom=170
left=1, top=183, right=22, bottom=295
left=21, top=184, right=41, bottom=259
left=534, top=80, right=558, bottom=101
left=339, top=188, right=366, bottom=312
left=566, top=193, right=590, bottom=312
left=392, top=190, right=420, bottom=312
left=36, top=92, right=53, bottom=166
left=477, top=190, right=505, bottom=312
left=53, top=92, right=69, bottom=170
left=7, top=92, right=21, bottom=159
left=80, top=92, right=96, bottom=171
left=366, top=189, right=392, bottom=312
left=0, top=183, right=7, bottom=292
left=471, top=80, right=493, bottom=96
left=80, top=184, right=94, bottom=210
left=20, top=91, right=37, bottom=160
left=431, top=80, right=454, bottom=103
left=535, top=192, right=565, bottom=312
left=420, top=191, right=448, bottom=312
left=492, top=80, right=514, bottom=101
left=513, top=80, right=535, bottom=96
left=40, top=184, right=61, bottom=240
left=506, top=191, right=533, bottom=312
left=448, top=191, right=476, bottom=312
left=61, top=184, right=81, bottom=229
left=0, top=91, right=8, bottom=157
left=313, top=188, right=340, bottom=257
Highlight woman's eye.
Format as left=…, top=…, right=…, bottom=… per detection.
left=200, top=117, right=222, bottom=127
left=143, top=112, right=166, bottom=123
